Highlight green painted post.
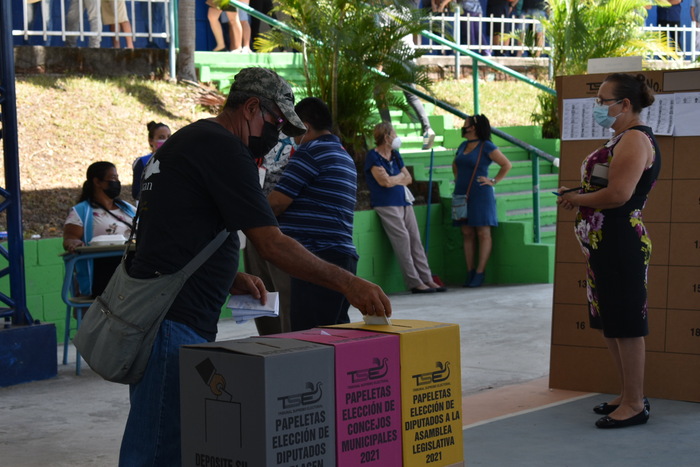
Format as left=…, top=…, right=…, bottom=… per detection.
left=531, top=151, right=541, bottom=243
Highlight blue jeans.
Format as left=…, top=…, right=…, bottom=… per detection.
left=119, top=319, right=206, bottom=467
left=290, top=249, right=358, bottom=331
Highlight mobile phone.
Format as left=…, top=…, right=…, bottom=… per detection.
left=552, top=187, right=582, bottom=196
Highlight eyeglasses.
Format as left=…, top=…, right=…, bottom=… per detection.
left=594, top=97, right=621, bottom=106
left=260, top=103, right=285, bottom=132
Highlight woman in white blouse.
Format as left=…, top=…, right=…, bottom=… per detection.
left=63, top=161, right=136, bottom=297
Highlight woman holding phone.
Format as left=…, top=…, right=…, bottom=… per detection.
left=556, top=73, right=660, bottom=429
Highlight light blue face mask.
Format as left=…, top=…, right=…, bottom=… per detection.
left=292, top=132, right=306, bottom=151
left=593, top=101, right=621, bottom=128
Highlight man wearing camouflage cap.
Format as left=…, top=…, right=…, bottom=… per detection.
left=119, top=67, right=392, bottom=466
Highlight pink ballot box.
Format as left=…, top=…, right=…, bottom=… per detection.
left=180, top=337, right=335, bottom=467
left=266, top=328, right=402, bottom=467
left=329, top=320, right=464, bottom=467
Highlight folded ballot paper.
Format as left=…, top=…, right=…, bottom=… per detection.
left=226, top=292, right=279, bottom=324
left=363, top=314, right=392, bottom=325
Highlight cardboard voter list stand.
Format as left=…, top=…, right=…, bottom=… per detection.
left=180, top=337, right=336, bottom=467
left=330, top=320, right=464, bottom=467
left=266, top=328, right=403, bottom=467
left=550, top=68, right=700, bottom=401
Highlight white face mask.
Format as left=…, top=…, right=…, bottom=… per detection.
left=391, top=136, right=402, bottom=150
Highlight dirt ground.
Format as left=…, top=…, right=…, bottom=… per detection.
left=2, top=74, right=214, bottom=238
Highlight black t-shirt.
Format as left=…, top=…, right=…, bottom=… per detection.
left=130, top=119, right=278, bottom=340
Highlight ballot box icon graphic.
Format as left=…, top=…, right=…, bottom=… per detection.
left=195, top=358, right=243, bottom=447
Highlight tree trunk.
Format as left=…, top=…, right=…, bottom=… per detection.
left=177, top=0, right=197, bottom=82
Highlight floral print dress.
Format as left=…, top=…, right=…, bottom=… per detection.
left=574, top=126, right=661, bottom=338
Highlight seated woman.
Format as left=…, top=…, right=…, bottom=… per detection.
left=63, top=161, right=136, bottom=298
left=364, top=122, right=446, bottom=294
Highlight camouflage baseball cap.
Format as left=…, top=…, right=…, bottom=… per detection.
left=230, top=67, right=307, bottom=137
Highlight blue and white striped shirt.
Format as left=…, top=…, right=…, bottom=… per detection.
left=274, top=134, right=358, bottom=259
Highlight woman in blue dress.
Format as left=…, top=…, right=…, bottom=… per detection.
left=452, top=114, right=512, bottom=287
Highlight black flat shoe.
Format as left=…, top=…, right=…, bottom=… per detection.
left=435, top=286, right=447, bottom=292
left=595, top=408, right=649, bottom=429
left=411, top=287, right=436, bottom=294
left=593, top=397, right=650, bottom=415
left=593, top=402, right=619, bottom=415
left=467, top=272, right=485, bottom=288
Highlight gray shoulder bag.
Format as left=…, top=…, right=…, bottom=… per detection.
left=73, top=229, right=229, bottom=384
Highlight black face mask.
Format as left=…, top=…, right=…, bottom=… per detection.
left=104, top=180, right=121, bottom=199
left=248, top=121, right=280, bottom=158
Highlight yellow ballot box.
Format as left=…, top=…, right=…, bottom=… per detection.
left=328, top=320, right=463, bottom=467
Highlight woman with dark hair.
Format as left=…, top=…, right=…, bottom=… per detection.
left=132, top=121, right=171, bottom=200
left=557, top=73, right=659, bottom=429
left=63, top=161, right=136, bottom=297
left=365, top=122, right=446, bottom=294
left=452, top=114, right=512, bottom=287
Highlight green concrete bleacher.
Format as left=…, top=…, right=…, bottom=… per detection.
left=399, top=123, right=560, bottom=282
left=193, top=52, right=561, bottom=285
left=195, top=51, right=307, bottom=94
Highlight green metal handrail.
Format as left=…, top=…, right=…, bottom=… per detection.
left=414, top=29, right=560, bottom=243
left=226, top=0, right=557, bottom=243
left=419, top=30, right=556, bottom=99
left=401, top=83, right=556, bottom=243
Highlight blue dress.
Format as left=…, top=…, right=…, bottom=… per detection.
left=453, top=140, right=498, bottom=227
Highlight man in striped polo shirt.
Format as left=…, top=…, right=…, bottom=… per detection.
left=268, top=97, right=360, bottom=331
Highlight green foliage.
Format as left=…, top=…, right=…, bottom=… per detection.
left=532, top=0, right=681, bottom=138
left=531, top=92, right=560, bottom=138
left=544, top=0, right=677, bottom=78
left=255, top=0, right=433, bottom=158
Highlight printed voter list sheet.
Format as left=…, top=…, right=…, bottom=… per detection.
left=640, top=93, right=674, bottom=136
left=562, top=94, right=675, bottom=140
left=562, top=98, right=611, bottom=141
left=672, top=92, right=700, bottom=137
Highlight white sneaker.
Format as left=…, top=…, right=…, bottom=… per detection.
left=241, top=46, right=254, bottom=54
left=229, top=48, right=243, bottom=53
left=422, top=128, right=436, bottom=150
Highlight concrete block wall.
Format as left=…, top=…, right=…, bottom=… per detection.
left=353, top=204, right=453, bottom=294
left=2, top=200, right=553, bottom=344
left=0, top=238, right=66, bottom=339
left=0, top=237, right=235, bottom=345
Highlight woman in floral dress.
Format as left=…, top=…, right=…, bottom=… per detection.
left=557, top=73, right=660, bottom=429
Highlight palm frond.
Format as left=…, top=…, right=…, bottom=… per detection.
left=534, top=0, right=686, bottom=137
left=256, top=0, right=435, bottom=157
